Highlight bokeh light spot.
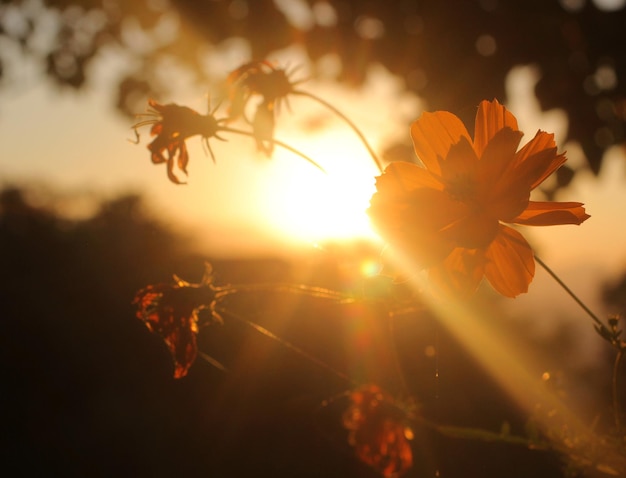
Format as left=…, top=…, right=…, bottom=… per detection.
left=592, top=0, right=626, bottom=11
left=312, top=1, right=338, bottom=27
left=595, top=64, right=618, bottom=90
left=274, top=0, right=314, bottom=30
left=228, top=0, right=248, bottom=20
left=355, top=15, right=385, bottom=40
left=559, top=0, right=586, bottom=12
left=360, top=258, right=381, bottom=277
left=476, top=34, right=497, bottom=56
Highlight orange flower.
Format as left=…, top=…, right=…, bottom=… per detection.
left=368, top=99, right=590, bottom=298
left=133, top=99, right=227, bottom=184
left=342, top=384, right=414, bottom=477
left=133, top=268, right=221, bottom=378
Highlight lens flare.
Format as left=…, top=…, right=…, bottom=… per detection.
left=360, top=258, right=381, bottom=277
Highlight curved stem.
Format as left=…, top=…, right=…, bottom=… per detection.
left=220, top=126, right=326, bottom=173
left=291, top=90, right=384, bottom=174
left=613, top=347, right=625, bottom=430
left=216, top=306, right=356, bottom=386
left=214, top=282, right=353, bottom=303
left=534, top=254, right=604, bottom=328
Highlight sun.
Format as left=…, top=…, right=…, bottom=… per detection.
left=261, top=128, right=383, bottom=245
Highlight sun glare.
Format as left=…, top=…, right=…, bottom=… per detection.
left=263, top=129, right=382, bottom=245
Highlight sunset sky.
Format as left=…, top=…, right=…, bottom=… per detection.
left=1, top=38, right=626, bottom=328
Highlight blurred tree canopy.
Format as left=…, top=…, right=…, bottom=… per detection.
left=1, top=0, right=626, bottom=180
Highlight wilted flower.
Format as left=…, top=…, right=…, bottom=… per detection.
left=133, top=99, right=227, bottom=184
left=368, top=99, right=590, bottom=298
left=133, top=266, right=222, bottom=378
left=227, top=60, right=298, bottom=117
left=251, top=99, right=276, bottom=155
left=343, top=384, right=414, bottom=477
left=226, top=60, right=302, bottom=155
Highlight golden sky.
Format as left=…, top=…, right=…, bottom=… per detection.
left=1, top=43, right=625, bottom=314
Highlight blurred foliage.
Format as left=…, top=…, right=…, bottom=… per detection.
left=604, top=272, right=626, bottom=315
left=1, top=0, right=626, bottom=178
left=0, top=184, right=588, bottom=477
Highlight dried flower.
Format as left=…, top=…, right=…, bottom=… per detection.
left=227, top=60, right=298, bottom=116
left=133, top=99, right=227, bottom=184
left=368, top=99, right=590, bottom=297
left=133, top=266, right=222, bottom=378
left=251, top=99, right=276, bottom=155
left=343, top=384, right=414, bottom=477
left=226, top=60, right=302, bottom=155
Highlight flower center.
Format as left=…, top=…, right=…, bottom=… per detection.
left=446, top=173, right=477, bottom=203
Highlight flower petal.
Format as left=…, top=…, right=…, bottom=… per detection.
left=484, top=225, right=535, bottom=297
left=473, top=99, right=519, bottom=159
left=482, top=132, right=564, bottom=222
left=151, top=123, right=163, bottom=136
left=168, top=321, right=198, bottom=379
left=375, top=162, right=444, bottom=197
left=513, top=130, right=558, bottom=170
left=472, top=128, right=531, bottom=221
left=512, top=201, right=590, bottom=226
left=369, top=187, right=463, bottom=268
left=429, top=248, right=487, bottom=297
left=178, top=142, right=189, bottom=173
left=343, top=385, right=413, bottom=478
left=148, top=98, right=163, bottom=111
left=410, top=111, right=471, bottom=175
left=512, top=131, right=566, bottom=190
left=440, top=136, right=479, bottom=184
left=148, top=137, right=168, bottom=164
left=440, top=209, right=499, bottom=249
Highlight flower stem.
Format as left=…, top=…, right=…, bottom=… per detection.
left=534, top=257, right=626, bottom=430
left=534, top=254, right=604, bottom=328
left=613, top=347, right=625, bottom=430
left=216, top=306, right=356, bottom=386
left=214, top=282, right=353, bottom=303
left=221, top=126, right=327, bottom=173
left=291, top=90, right=384, bottom=174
